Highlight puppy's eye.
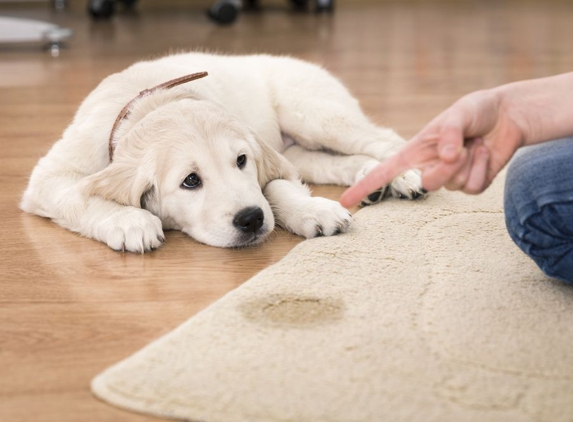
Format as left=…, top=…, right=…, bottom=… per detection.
left=182, top=173, right=202, bottom=189
left=237, top=154, right=247, bottom=169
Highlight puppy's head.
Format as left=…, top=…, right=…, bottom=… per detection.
left=86, top=99, right=295, bottom=248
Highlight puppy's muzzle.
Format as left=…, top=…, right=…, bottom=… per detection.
left=233, top=207, right=264, bottom=234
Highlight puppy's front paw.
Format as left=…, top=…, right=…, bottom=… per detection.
left=97, top=208, right=164, bottom=253
left=390, top=169, right=427, bottom=200
left=287, top=197, right=352, bottom=239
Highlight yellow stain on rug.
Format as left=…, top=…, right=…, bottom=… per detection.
left=240, top=295, right=344, bottom=327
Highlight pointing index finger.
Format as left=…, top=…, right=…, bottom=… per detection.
left=340, top=150, right=412, bottom=208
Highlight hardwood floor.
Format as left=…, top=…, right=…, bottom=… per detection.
left=1, top=1, right=572, bottom=421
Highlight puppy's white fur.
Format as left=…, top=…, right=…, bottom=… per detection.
left=21, top=53, right=424, bottom=252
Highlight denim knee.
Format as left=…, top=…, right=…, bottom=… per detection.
left=504, top=138, right=573, bottom=284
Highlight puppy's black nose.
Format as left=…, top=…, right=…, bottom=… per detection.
left=233, top=207, right=264, bottom=233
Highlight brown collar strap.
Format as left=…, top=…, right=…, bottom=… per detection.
left=108, top=71, right=209, bottom=162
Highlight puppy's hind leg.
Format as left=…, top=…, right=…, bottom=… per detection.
left=279, top=101, right=425, bottom=201
left=279, top=97, right=404, bottom=160
left=283, top=145, right=413, bottom=206
left=278, top=101, right=425, bottom=201
left=353, top=160, right=426, bottom=206
left=283, top=144, right=378, bottom=186
left=270, top=59, right=400, bottom=159
left=270, top=60, right=425, bottom=201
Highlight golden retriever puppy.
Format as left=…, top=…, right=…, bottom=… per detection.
left=21, top=53, right=424, bottom=252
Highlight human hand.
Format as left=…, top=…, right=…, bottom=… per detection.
left=340, top=88, right=526, bottom=208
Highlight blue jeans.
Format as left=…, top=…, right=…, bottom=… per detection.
left=504, top=137, right=573, bottom=284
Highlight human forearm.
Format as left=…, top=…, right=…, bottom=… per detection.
left=496, top=72, right=573, bottom=146
left=341, top=71, right=573, bottom=207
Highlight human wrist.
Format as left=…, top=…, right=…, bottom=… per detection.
left=494, top=82, right=533, bottom=147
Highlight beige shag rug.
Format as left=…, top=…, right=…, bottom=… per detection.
left=92, top=175, right=573, bottom=422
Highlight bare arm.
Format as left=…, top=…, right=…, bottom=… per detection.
left=340, top=72, right=573, bottom=208
left=499, top=72, right=573, bottom=145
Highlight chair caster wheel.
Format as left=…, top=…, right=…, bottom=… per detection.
left=208, top=0, right=240, bottom=24
left=289, top=0, right=334, bottom=12
left=315, top=0, right=334, bottom=13
left=88, top=0, right=115, bottom=19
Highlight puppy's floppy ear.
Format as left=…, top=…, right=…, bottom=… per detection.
left=83, top=161, right=154, bottom=208
left=248, top=131, right=298, bottom=187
